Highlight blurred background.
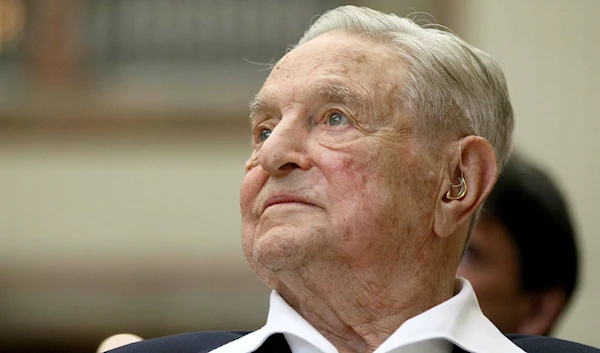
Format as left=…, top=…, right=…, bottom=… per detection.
left=0, top=0, right=598, bottom=352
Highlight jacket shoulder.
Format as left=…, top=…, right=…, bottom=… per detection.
left=508, top=334, right=600, bottom=353
left=106, top=331, right=250, bottom=353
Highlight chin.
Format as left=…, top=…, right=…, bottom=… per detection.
left=249, top=226, right=315, bottom=272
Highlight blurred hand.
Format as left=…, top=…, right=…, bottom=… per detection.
left=97, top=333, right=143, bottom=352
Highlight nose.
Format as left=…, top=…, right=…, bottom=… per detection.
left=258, top=117, right=311, bottom=176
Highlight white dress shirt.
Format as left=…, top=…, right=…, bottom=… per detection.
left=209, top=278, right=525, bottom=353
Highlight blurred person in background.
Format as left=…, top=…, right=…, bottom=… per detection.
left=458, top=153, right=579, bottom=336
left=108, top=6, right=598, bottom=353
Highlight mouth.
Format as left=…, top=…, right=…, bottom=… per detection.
left=262, top=194, right=317, bottom=214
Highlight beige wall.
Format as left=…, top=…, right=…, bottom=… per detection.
left=0, top=123, right=271, bottom=341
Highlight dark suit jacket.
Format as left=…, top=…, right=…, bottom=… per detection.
left=108, top=331, right=600, bottom=353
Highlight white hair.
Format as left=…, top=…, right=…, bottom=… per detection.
left=295, top=6, right=514, bottom=168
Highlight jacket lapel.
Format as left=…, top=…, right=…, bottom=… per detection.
left=452, top=345, right=468, bottom=353
left=253, top=333, right=292, bottom=353
left=250, top=334, right=470, bottom=353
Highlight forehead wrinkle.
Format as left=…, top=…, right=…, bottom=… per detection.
left=306, top=81, right=367, bottom=113
left=250, top=79, right=368, bottom=125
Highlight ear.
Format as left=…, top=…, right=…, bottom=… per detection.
left=517, top=288, right=568, bottom=336
left=433, top=136, right=498, bottom=238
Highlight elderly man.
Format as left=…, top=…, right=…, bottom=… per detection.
left=109, top=5, right=598, bottom=353
left=458, top=153, right=579, bottom=336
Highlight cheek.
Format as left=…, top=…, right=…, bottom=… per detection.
left=462, top=261, right=518, bottom=299
left=240, top=168, right=265, bottom=232
left=240, top=168, right=267, bottom=267
left=457, top=262, right=488, bottom=293
left=318, top=149, right=372, bottom=206
left=316, top=143, right=438, bottom=258
left=317, top=149, right=396, bottom=244
left=240, top=161, right=263, bottom=202
left=240, top=177, right=254, bottom=215
left=319, top=143, right=421, bottom=215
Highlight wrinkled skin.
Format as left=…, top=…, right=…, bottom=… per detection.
left=238, top=31, right=463, bottom=352
left=241, top=31, right=443, bottom=289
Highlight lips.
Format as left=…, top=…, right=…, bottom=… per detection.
left=262, top=194, right=317, bottom=214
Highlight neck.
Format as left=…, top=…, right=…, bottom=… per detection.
left=272, top=260, right=457, bottom=353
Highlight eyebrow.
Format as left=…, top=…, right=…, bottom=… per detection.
left=249, top=94, right=265, bottom=123
left=249, top=82, right=365, bottom=124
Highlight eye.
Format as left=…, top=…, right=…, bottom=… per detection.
left=461, top=246, right=474, bottom=263
left=258, top=128, right=271, bottom=142
left=327, top=112, right=351, bottom=126
left=461, top=244, right=486, bottom=266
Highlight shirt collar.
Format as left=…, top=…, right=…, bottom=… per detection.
left=209, top=278, right=525, bottom=353
left=374, top=278, right=525, bottom=353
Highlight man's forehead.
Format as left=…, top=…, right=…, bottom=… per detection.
left=249, top=32, right=406, bottom=122
left=270, top=32, right=383, bottom=77
left=250, top=80, right=366, bottom=121
left=258, top=78, right=363, bottom=98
